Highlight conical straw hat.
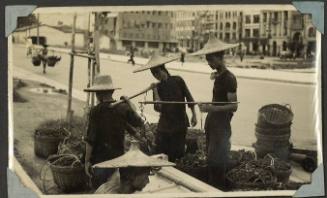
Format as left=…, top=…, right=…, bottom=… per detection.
left=93, top=141, right=175, bottom=168
left=190, top=35, right=240, bottom=56
left=84, top=75, right=121, bottom=92
left=133, top=53, right=179, bottom=73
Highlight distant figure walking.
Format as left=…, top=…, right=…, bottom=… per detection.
left=127, top=46, right=135, bottom=66
left=41, top=44, right=48, bottom=74
left=179, top=46, right=187, bottom=66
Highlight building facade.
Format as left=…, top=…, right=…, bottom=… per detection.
left=243, top=10, right=316, bottom=57
left=175, top=10, right=243, bottom=52
left=103, top=11, right=178, bottom=54
left=12, top=25, right=87, bottom=48
left=175, top=9, right=316, bottom=57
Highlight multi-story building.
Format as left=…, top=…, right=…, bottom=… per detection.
left=175, top=11, right=198, bottom=51
left=175, top=10, right=243, bottom=52
left=244, top=10, right=316, bottom=57
left=242, top=11, right=262, bottom=54
left=212, top=10, right=243, bottom=43
left=103, top=11, right=178, bottom=53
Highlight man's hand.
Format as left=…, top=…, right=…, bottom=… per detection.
left=85, top=162, right=93, bottom=178
left=150, top=83, right=158, bottom=90
left=191, top=114, right=197, bottom=127
left=120, top=95, right=137, bottom=111
left=199, top=104, right=211, bottom=112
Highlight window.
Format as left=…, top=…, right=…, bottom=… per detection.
left=225, top=22, right=230, bottom=29
left=245, top=29, right=250, bottom=37
left=263, top=13, right=267, bottom=22
left=274, top=12, right=278, bottom=20
left=225, top=33, right=230, bottom=40
left=253, top=29, right=259, bottom=37
left=220, top=33, right=223, bottom=39
left=220, top=23, right=223, bottom=30
left=284, top=11, right=288, bottom=20
left=253, top=15, right=260, bottom=23
left=232, top=33, right=236, bottom=40
left=308, top=27, right=316, bottom=37
left=148, top=42, right=159, bottom=48
left=233, top=22, right=237, bottom=30
left=245, top=15, right=251, bottom=24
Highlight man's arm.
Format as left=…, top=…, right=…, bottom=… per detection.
left=152, top=85, right=162, bottom=112
left=199, top=92, right=238, bottom=113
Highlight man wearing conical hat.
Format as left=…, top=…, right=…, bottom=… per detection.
left=133, top=53, right=197, bottom=163
left=191, top=35, right=239, bottom=191
left=84, top=75, right=145, bottom=189
left=94, top=141, right=175, bottom=194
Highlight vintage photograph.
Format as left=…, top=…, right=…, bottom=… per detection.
left=9, top=5, right=321, bottom=197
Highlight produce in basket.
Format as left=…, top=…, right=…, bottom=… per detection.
left=176, top=150, right=207, bottom=169
left=35, top=117, right=85, bottom=138
left=226, top=154, right=292, bottom=190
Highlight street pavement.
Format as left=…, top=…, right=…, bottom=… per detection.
left=12, top=44, right=319, bottom=150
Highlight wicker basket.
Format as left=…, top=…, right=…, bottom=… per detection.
left=32, top=56, right=41, bottom=66
left=49, top=163, right=87, bottom=192
left=47, top=56, right=59, bottom=67
left=34, top=133, right=63, bottom=158
left=258, top=104, right=293, bottom=127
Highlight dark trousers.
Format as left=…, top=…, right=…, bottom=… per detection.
left=205, top=128, right=231, bottom=191
left=155, top=129, right=187, bottom=162
left=92, top=168, right=115, bottom=189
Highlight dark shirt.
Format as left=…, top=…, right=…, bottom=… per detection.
left=205, top=69, right=237, bottom=131
left=155, top=76, right=195, bottom=132
left=85, top=101, right=144, bottom=164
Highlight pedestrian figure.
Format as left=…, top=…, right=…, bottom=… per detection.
left=41, top=44, right=48, bottom=74
left=179, top=46, right=187, bottom=66
left=191, top=35, right=239, bottom=191
left=133, top=53, right=198, bottom=162
left=127, top=46, right=135, bottom=66
left=94, top=141, right=174, bottom=194
left=84, top=75, right=145, bottom=189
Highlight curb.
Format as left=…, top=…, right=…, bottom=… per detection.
left=166, top=67, right=316, bottom=85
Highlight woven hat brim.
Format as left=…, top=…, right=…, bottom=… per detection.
left=190, top=43, right=239, bottom=56
left=93, top=150, right=175, bottom=168
left=84, top=85, right=121, bottom=92
left=133, top=56, right=179, bottom=73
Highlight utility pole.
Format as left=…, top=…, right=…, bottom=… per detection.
left=93, top=12, right=101, bottom=75
left=66, top=13, right=77, bottom=124
left=36, top=14, right=40, bottom=45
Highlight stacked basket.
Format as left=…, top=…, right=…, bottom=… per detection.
left=253, top=104, right=294, bottom=160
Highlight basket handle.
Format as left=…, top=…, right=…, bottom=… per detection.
left=283, top=103, right=292, bottom=111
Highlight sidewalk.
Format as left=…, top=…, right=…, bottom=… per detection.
left=103, top=53, right=317, bottom=85
left=53, top=45, right=318, bottom=85
left=20, top=44, right=317, bottom=85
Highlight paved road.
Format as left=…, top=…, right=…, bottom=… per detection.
left=13, top=45, right=318, bottom=150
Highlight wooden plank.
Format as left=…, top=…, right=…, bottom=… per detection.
left=157, top=166, right=221, bottom=192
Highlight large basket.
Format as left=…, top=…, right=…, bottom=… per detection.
left=47, top=56, right=60, bottom=67
left=257, top=104, right=293, bottom=127
left=48, top=163, right=87, bottom=192
left=32, top=56, right=41, bottom=66
left=34, top=133, right=63, bottom=158
left=255, top=124, right=291, bottom=135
